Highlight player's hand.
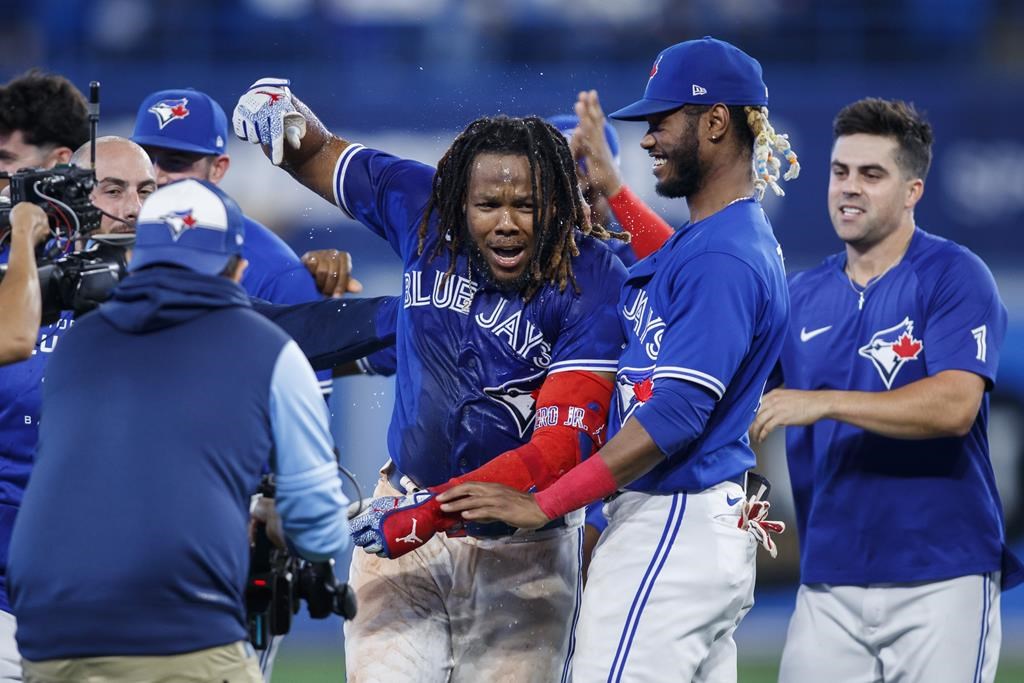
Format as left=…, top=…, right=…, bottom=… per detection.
left=233, top=78, right=307, bottom=165
left=347, top=491, right=460, bottom=559
left=249, top=496, right=286, bottom=549
left=571, top=90, right=623, bottom=198
left=437, top=482, right=550, bottom=530
left=301, top=249, right=364, bottom=298
left=750, top=388, right=831, bottom=443
left=9, top=203, right=50, bottom=245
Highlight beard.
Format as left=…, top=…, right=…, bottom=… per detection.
left=655, top=126, right=705, bottom=199
left=466, top=236, right=534, bottom=295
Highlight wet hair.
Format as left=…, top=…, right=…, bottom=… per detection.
left=833, top=97, right=933, bottom=180
left=680, top=104, right=799, bottom=200
left=417, top=115, right=626, bottom=300
left=0, top=69, right=89, bottom=151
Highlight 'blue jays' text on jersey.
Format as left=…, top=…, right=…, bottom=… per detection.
left=609, top=198, right=789, bottom=494
left=356, top=226, right=637, bottom=379
left=333, top=144, right=627, bottom=488
left=781, top=228, right=1018, bottom=587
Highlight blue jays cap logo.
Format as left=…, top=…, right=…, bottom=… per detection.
left=858, top=316, right=924, bottom=389
left=160, top=208, right=198, bottom=241
left=148, top=98, right=190, bottom=129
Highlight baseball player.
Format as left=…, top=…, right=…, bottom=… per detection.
left=439, top=37, right=798, bottom=682
left=233, top=79, right=627, bottom=682
left=131, top=88, right=332, bottom=404
left=750, top=98, right=1023, bottom=683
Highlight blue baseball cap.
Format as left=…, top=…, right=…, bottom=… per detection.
left=131, top=88, right=228, bottom=156
left=609, top=37, right=769, bottom=121
left=546, top=114, right=621, bottom=165
left=130, top=179, right=245, bottom=275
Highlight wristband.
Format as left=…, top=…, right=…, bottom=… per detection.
left=606, top=184, right=673, bottom=259
left=534, top=454, right=619, bottom=521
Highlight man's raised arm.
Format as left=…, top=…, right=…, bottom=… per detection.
left=232, top=78, right=351, bottom=205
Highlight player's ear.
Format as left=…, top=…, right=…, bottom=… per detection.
left=48, top=146, right=73, bottom=167
left=705, top=104, right=730, bottom=143
left=905, top=177, right=924, bottom=210
left=209, top=155, right=230, bottom=184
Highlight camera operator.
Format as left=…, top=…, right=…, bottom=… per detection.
left=8, top=179, right=351, bottom=683
left=0, top=70, right=88, bottom=177
left=0, top=71, right=89, bottom=682
left=0, top=205, right=50, bottom=365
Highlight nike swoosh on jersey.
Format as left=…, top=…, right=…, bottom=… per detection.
left=799, top=325, right=833, bottom=342
left=726, top=494, right=742, bottom=506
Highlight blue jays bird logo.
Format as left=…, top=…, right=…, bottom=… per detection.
left=148, top=98, right=190, bottom=129
left=615, top=368, right=654, bottom=424
left=483, top=371, right=545, bottom=439
left=858, top=316, right=924, bottom=389
left=160, top=209, right=198, bottom=241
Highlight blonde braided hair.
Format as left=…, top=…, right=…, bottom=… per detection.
left=745, top=106, right=800, bottom=199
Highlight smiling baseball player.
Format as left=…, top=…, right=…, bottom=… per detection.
left=751, top=97, right=1023, bottom=683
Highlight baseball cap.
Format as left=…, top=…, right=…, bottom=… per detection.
left=131, top=88, right=228, bottom=156
left=609, top=37, right=769, bottom=121
left=130, top=178, right=245, bottom=275
left=546, top=114, right=620, bottom=166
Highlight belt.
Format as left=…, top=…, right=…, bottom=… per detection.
left=381, top=460, right=572, bottom=539
left=604, top=471, right=748, bottom=503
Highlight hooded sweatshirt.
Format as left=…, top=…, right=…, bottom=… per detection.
left=8, top=267, right=349, bottom=660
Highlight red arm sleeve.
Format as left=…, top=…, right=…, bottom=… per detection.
left=606, top=184, right=673, bottom=259
left=431, top=370, right=614, bottom=494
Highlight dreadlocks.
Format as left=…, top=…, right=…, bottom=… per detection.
left=417, top=115, right=626, bottom=301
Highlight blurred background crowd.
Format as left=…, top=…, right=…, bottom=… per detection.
left=3, top=0, right=1023, bottom=679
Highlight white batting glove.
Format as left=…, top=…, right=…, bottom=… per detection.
left=232, top=78, right=307, bottom=165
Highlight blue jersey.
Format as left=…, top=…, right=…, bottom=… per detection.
left=333, top=144, right=626, bottom=488
left=0, top=219, right=323, bottom=614
left=781, top=228, right=1019, bottom=587
left=609, top=198, right=789, bottom=494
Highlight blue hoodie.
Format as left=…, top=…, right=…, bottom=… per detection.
left=8, top=267, right=350, bottom=660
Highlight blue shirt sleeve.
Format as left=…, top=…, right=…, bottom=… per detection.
left=333, top=144, right=436, bottom=263
left=268, top=340, right=351, bottom=567
left=633, top=252, right=764, bottom=454
left=922, top=249, right=1007, bottom=387
left=546, top=242, right=628, bottom=376
left=356, top=295, right=399, bottom=376
left=253, top=296, right=397, bottom=371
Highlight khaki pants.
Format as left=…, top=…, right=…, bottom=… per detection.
left=22, top=641, right=261, bottom=683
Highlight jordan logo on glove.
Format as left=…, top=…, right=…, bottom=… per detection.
left=395, top=518, right=424, bottom=545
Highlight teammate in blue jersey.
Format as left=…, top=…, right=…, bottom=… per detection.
left=439, top=37, right=798, bottom=682
left=9, top=179, right=351, bottom=683
left=131, top=87, right=331, bottom=401
left=749, top=98, right=1021, bottom=683
left=234, top=78, right=628, bottom=682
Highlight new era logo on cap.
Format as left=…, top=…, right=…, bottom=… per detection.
left=148, top=98, right=190, bottom=129
left=692, top=84, right=707, bottom=96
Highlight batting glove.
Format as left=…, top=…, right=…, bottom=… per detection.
left=232, top=78, right=307, bottom=165
left=348, top=491, right=460, bottom=560
left=737, top=491, right=786, bottom=558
